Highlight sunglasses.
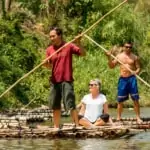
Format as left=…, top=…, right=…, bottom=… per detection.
left=125, top=46, right=132, bottom=49
left=89, top=83, right=98, bottom=87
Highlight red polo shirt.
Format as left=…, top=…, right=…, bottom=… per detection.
left=46, top=42, right=81, bottom=83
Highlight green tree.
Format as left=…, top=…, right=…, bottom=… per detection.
left=0, top=0, right=150, bottom=109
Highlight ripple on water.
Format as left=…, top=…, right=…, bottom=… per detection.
left=0, top=133, right=149, bottom=150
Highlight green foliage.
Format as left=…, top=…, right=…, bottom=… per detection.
left=0, top=11, right=48, bottom=109
left=0, top=0, right=150, bottom=109
left=73, top=45, right=119, bottom=104
left=17, top=0, right=42, bottom=15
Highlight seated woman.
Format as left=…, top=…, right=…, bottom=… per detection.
left=78, top=79, right=113, bottom=129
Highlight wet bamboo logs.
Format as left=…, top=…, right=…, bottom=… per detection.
left=0, top=126, right=129, bottom=139
left=0, top=108, right=69, bottom=123
left=0, top=122, right=149, bottom=139
left=1, top=107, right=150, bottom=133
left=112, top=117, right=150, bottom=122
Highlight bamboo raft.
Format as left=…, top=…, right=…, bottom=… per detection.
left=0, top=125, right=129, bottom=139
left=0, top=120, right=149, bottom=139
left=0, top=122, right=149, bottom=139
left=0, top=108, right=150, bottom=139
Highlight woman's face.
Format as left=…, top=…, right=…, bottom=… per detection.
left=88, top=81, right=99, bottom=93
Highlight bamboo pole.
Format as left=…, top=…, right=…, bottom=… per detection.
left=0, top=0, right=128, bottom=99
left=84, top=34, right=150, bottom=88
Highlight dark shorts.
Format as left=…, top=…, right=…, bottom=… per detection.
left=100, top=113, right=110, bottom=122
left=49, top=81, right=76, bottom=111
left=78, top=114, right=110, bottom=123
left=117, top=75, right=139, bottom=102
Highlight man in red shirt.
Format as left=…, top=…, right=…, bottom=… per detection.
left=44, top=27, right=85, bottom=129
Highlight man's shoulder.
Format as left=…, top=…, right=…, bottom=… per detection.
left=131, top=53, right=138, bottom=60
left=59, top=42, right=78, bottom=51
left=46, top=45, right=53, bottom=52
left=67, top=42, right=78, bottom=48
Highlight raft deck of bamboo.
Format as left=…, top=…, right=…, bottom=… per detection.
left=0, top=121, right=149, bottom=139
left=0, top=125, right=130, bottom=139
left=0, top=108, right=150, bottom=139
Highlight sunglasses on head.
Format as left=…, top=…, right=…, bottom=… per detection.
left=89, top=83, right=98, bottom=87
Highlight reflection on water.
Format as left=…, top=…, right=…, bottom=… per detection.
left=0, top=134, right=150, bottom=150
left=0, top=108, right=149, bottom=150
left=0, top=139, right=80, bottom=150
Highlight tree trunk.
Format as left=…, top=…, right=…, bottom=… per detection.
left=5, top=0, right=12, bottom=12
left=1, top=0, right=6, bottom=18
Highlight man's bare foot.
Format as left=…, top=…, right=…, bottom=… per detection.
left=137, top=118, right=143, bottom=124
left=36, top=125, right=49, bottom=129
left=116, top=118, right=123, bottom=122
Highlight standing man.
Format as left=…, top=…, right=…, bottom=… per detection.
left=106, top=42, right=142, bottom=123
left=44, top=27, right=85, bottom=129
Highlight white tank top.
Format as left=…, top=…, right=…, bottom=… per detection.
left=81, top=93, right=107, bottom=122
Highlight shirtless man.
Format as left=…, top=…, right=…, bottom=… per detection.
left=106, top=42, right=142, bottom=123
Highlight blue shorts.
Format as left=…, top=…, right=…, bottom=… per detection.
left=117, top=75, right=139, bottom=102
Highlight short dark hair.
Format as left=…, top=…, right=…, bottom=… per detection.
left=124, top=41, right=133, bottom=45
left=50, top=27, right=63, bottom=36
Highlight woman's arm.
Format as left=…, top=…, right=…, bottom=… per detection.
left=103, top=102, right=114, bottom=125
left=78, top=103, right=86, bottom=116
left=103, top=103, right=109, bottom=114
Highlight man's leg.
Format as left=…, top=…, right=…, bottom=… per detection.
left=133, top=100, right=143, bottom=123
left=70, top=109, right=79, bottom=126
left=117, top=102, right=123, bottom=121
left=49, top=83, right=61, bottom=128
left=117, top=77, right=128, bottom=121
left=129, top=76, right=142, bottom=123
left=53, top=109, right=61, bottom=128
left=62, top=82, right=79, bottom=126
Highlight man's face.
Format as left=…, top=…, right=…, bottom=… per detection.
left=49, top=30, right=61, bottom=46
left=124, top=43, right=132, bottom=53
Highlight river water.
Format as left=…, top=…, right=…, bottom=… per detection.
left=0, top=107, right=149, bottom=150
